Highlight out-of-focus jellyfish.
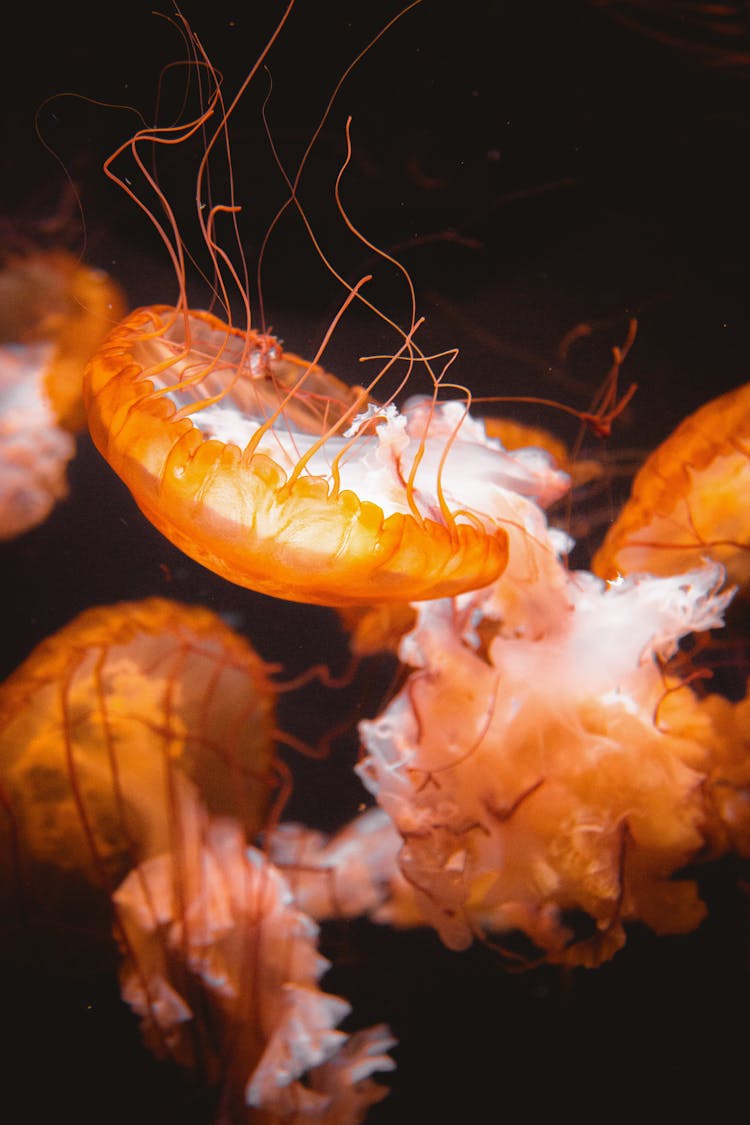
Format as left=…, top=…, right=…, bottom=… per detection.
left=0, top=597, right=277, bottom=957
left=0, top=250, right=126, bottom=538
left=0, top=595, right=393, bottom=1120
left=593, top=381, right=750, bottom=588
left=355, top=556, right=735, bottom=967
left=590, top=0, right=750, bottom=73
left=115, top=813, right=395, bottom=1122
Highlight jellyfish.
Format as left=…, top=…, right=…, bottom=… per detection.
left=0, top=597, right=277, bottom=956
left=89, top=303, right=559, bottom=605
left=115, top=813, right=396, bottom=1122
left=593, top=381, right=750, bottom=589
left=78, top=4, right=588, bottom=608
left=0, top=596, right=393, bottom=1120
left=0, top=250, right=125, bottom=538
left=354, top=554, right=735, bottom=967
left=272, top=444, right=743, bottom=965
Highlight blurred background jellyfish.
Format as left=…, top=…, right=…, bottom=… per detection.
left=0, top=596, right=277, bottom=963
left=0, top=596, right=395, bottom=1121
left=589, top=0, right=750, bottom=73
left=115, top=814, right=395, bottom=1123
left=593, top=380, right=750, bottom=589
left=0, top=250, right=125, bottom=539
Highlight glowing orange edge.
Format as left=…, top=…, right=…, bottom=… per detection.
left=84, top=305, right=509, bottom=606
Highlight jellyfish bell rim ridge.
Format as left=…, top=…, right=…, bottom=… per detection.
left=83, top=303, right=513, bottom=607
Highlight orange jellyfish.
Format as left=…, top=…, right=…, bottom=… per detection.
left=0, top=596, right=394, bottom=1120
left=593, top=381, right=750, bottom=588
left=0, top=250, right=125, bottom=538
left=75, top=5, right=572, bottom=608
left=0, top=596, right=277, bottom=955
left=86, top=309, right=517, bottom=605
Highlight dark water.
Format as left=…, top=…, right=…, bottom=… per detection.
left=2, top=2, right=749, bottom=1122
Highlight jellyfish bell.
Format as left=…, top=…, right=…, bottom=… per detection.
left=0, top=597, right=277, bottom=964
left=85, top=305, right=525, bottom=606
left=593, top=380, right=750, bottom=590
left=0, top=249, right=125, bottom=539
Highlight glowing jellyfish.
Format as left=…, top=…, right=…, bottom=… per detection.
left=75, top=2, right=584, bottom=608
left=115, top=814, right=395, bottom=1122
left=356, top=559, right=734, bottom=967
left=85, top=304, right=534, bottom=604
left=593, top=381, right=750, bottom=588
left=0, top=251, right=125, bottom=538
left=0, top=597, right=277, bottom=950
